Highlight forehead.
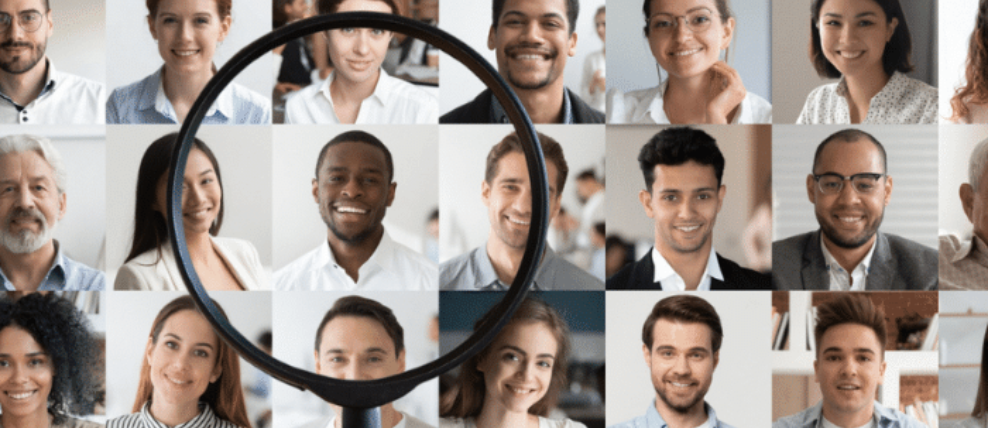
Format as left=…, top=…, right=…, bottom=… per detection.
left=494, top=151, right=559, bottom=188
left=814, top=140, right=884, bottom=175
left=491, top=321, right=558, bottom=356
left=0, top=326, right=43, bottom=352
left=819, top=322, right=883, bottom=353
left=156, top=0, right=220, bottom=14
left=335, top=0, right=393, bottom=13
left=499, top=0, right=569, bottom=22
left=819, top=0, right=886, bottom=17
left=160, top=310, right=219, bottom=346
left=185, top=148, right=215, bottom=174
left=650, top=0, right=719, bottom=15
left=0, top=150, right=55, bottom=180
left=319, top=315, right=396, bottom=354
left=649, top=318, right=714, bottom=351
left=651, top=161, right=718, bottom=190
left=321, top=142, right=388, bottom=172
left=0, top=0, right=45, bottom=13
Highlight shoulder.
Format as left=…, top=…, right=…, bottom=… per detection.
left=114, top=249, right=165, bottom=291
left=742, top=91, right=773, bottom=123
left=438, top=417, right=471, bottom=428
left=955, top=416, right=987, bottom=428
left=62, top=256, right=106, bottom=291
left=273, top=245, right=325, bottom=290
left=57, top=417, right=103, bottom=428
left=607, top=415, right=646, bottom=428
left=606, top=253, right=651, bottom=290
left=716, top=254, right=771, bottom=290
left=939, top=233, right=964, bottom=257
left=226, top=82, right=271, bottom=123
left=566, top=87, right=605, bottom=123
left=539, top=417, right=587, bottom=428
left=542, top=252, right=604, bottom=290
left=439, top=249, right=479, bottom=290
left=107, top=412, right=143, bottom=428
left=400, top=413, right=435, bottom=428
left=880, top=233, right=938, bottom=286
left=386, top=239, right=438, bottom=289
left=440, top=90, right=492, bottom=123
left=607, top=86, right=661, bottom=124
left=882, top=232, right=938, bottom=261
left=284, top=83, right=325, bottom=122
left=773, top=232, right=814, bottom=253
left=109, top=73, right=156, bottom=102
left=214, top=236, right=260, bottom=257
left=771, top=412, right=804, bottom=428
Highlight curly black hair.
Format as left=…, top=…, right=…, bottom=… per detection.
left=0, top=293, right=100, bottom=424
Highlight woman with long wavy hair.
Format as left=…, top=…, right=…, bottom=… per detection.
left=950, top=0, right=988, bottom=123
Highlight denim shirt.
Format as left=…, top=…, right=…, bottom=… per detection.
left=773, top=401, right=926, bottom=428
left=0, top=242, right=104, bottom=291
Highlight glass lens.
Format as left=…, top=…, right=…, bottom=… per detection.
left=686, top=10, right=713, bottom=32
left=851, top=175, right=880, bottom=194
left=21, top=12, right=42, bottom=32
left=818, top=175, right=843, bottom=194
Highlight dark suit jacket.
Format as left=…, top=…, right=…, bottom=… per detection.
left=440, top=87, right=605, bottom=124
left=771, top=230, right=938, bottom=290
left=606, top=250, right=771, bottom=290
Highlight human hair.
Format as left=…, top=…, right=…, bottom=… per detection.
left=147, top=0, right=232, bottom=18
left=951, top=0, right=988, bottom=122
left=642, top=0, right=732, bottom=36
left=0, top=293, right=99, bottom=425
left=273, top=0, right=291, bottom=28
left=492, top=0, right=579, bottom=34
left=642, top=295, right=723, bottom=353
left=596, top=5, right=605, bottom=17
left=0, top=134, right=67, bottom=194
left=132, top=296, right=250, bottom=428
left=485, top=132, right=569, bottom=196
left=576, top=168, right=597, bottom=182
left=637, top=127, right=724, bottom=191
left=315, top=130, right=394, bottom=183
left=811, top=129, right=888, bottom=174
left=813, top=294, right=888, bottom=358
left=973, top=323, right=988, bottom=418
left=809, top=0, right=913, bottom=78
left=970, top=138, right=988, bottom=192
left=317, top=0, right=398, bottom=15
left=314, top=296, right=405, bottom=357
left=125, top=133, right=225, bottom=264
left=441, top=297, right=570, bottom=418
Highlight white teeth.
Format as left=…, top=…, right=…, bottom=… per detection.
left=168, top=376, right=191, bottom=385
left=185, top=209, right=209, bottom=219
left=508, top=218, right=530, bottom=226
left=174, top=50, right=198, bottom=57
left=515, top=54, right=544, bottom=60
left=509, top=386, right=533, bottom=394
left=670, top=382, right=692, bottom=388
left=839, top=51, right=863, bottom=59
left=837, top=385, right=858, bottom=390
left=672, top=48, right=702, bottom=56
left=676, top=225, right=700, bottom=232
left=337, top=206, right=368, bottom=214
left=839, top=217, right=861, bottom=223
left=7, top=391, right=32, bottom=400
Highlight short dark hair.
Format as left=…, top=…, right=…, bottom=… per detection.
left=638, top=127, right=725, bottom=191
left=642, top=0, right=731, bottom=36
left=809, top=0, right=913, bottom=78
left=812, top=129, right=888, bottom=174
left=317, top=0, right=398, bottom=15
left=642, top=295, right=723, bottom=353
left=315, top=296, right=405, bottom=357
left=485, top=131, right=569, bottom=196
left=315, top=130, right=395, bottom=183
left=813, top=294, right=887, bottom=357
left=492, top=0, right=579, bottom=34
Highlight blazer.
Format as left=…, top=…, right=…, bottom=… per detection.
left=440, top=88, right=605, bottom=124
left=606, top=250, right=771, bottom=290
left=771, top=230, right=937, bottom=290
left=114, top=237, right=268, bottom=291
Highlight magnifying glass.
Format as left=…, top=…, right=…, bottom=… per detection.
left=163, top=11, right=549, bottom=428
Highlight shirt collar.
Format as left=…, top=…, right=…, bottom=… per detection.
left=140, top=401, right=217, bottom=428
left=820, top=235, right=877, bottom=275
left=835, top=71, right=905, bottom=99
left=950, top=233, right=988, bottom=263
left=317, top=228, right=397, bottom=273
left=649, top=246, right=723, bottom=290
left=0, top=240, right=66, bottom=291
left=471, top=243, right=556, bottom=290
left=319, top=68, right=393, bottom=112
left=646, top=400, right=719, bottom=428
left=638, top=81, right=669, bottom=124
left=490, top=87, right=574, bottom=124
left=0, top=58, right=56, bottom=108
left=146, top=67, right=230, bottom=121
left=800, top=401, right=896, bottom=428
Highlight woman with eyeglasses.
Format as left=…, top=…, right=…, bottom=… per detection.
left=607, top=0, right=771, bottom=124
left=796, top=0, right=937, bottom=124
left=949, top=0, right=988, bottom=123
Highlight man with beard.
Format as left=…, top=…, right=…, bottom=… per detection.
left=0, top=134, right=103, bottom=290
left=439, top=0, right=604, bottom=124
left=440, top=131, right=602, bottom=290
left=0, top=0, right=103, bottom=124
left=772, top=129, right=937, bottom=290
left=608, top=127, right=769, bottom=290
left=610, top=294, right=735, bottom=428
left=940, top=137, right=988, bottom=289
left=274, top=130, right=437, bottom=290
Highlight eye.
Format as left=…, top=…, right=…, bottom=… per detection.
left=367, top=356, right=383, bottom=363
left=0, top=360, right=9, bottom=368
left=28, top=357, right=45, bottom=367
left=697, top=193, right=710, bottom=200
left=502, top=352, right=520, bottom=362
left=193, top=349, right=209, bottom=358
left=195, top=16, right=210, bottom=25
left=826, top=355, right=840, bottom=362
left=857, top=19, right=874, bottom=27
left=340, top=27, right=355, bottom=33
left=21, top=13, right=39, bottom=23
left=165, top=340, right=179, bottom=350
left=823, top=19, right=840, bottom=27
left=661, top=194, right=677, bottom=202
left=537, top=360, right=552, bottom=368
left=660, top=350, right=674, bottom=358
left=362, top=177, right=378, bottom=185
left=162, top=16, right=177, bottom=24
left=371, top=28, right=386, bottom=35
left=543, top=20, right=562, bottom=29
left=329, top=356, right=346, bottom=363
left=504, top=18, right=522, bottom=26
left=652, top=17, right=674, bottom=28
left=690, top=15, right=710, bottom=26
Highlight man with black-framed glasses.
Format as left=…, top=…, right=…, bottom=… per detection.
left=772, top=129, right=937, bottom=290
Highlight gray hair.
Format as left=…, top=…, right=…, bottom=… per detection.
left=971, top=137, right=988, bottom=192
left=0, top=134, right=66, bottom=194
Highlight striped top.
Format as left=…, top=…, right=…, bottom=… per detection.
left=108, top=402, right=242, bottom=428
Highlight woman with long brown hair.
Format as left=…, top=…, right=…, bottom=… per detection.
left=950, top=0, right=988, bottom=123
left=960, top=324, right=988, bottom=427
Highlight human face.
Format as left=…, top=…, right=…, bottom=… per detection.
left=0, top=0, right=50, bottom=75
left=816, top=0, right=897, bottom=78
left=483, top=151, right=561, bottom=250
left=594, top=11, right=605, bottom=42
left=962, top=168, right=988, bottom=244
left=154, top=148, right=221, bottom=237
left=487, top=0, right=577, bottom=91
left=0, top=327, right=52, bottom=419
left=643, top=319, right=718, bottom=415
left=326, top=0, right=392, bottom=87
left=639, top=161, right=724, bottom=256
left=146, top=310, right=222, bottom=410
left=0, top=150, right=64, bottom=255
left=478, top=322, right=557, bottom=414
left=314, top=316, right=404, bottom=380
left=313, top=142, right=395, bottom=245
left=807, top=140, right=891, bottom=250
left=814, top=323, right=886, bottom=425
left=149, top=0, right=231, bottom=76
left=646, top=0, right=733, bottom=81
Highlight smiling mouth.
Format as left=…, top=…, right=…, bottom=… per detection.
left=507, top=385, right=536, bottom=395
left=336, top=206, right=368, bottom=214
left=667, top=380, right=695, bottom=389
left=837, top=384, right=860, bottom=391
left=184, top=208, right=211, bottom=220
left=507, top=216, right=530, bottom=226
left=5, top=390, right=36, bottom=400
left=838, top=50, right=863, bottom=59
left=174, top=50, right=200, bottom=57
left=835, top=215, right=863, bottom=224
left=675, top=225, right=701, bottom=232
left=165, top=374, right=193, bottom=386
left=671, top=47, right=703, bottom=57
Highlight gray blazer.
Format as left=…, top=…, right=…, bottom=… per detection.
left=772, top=230, right=937, bottom=290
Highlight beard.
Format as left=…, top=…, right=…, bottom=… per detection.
left=0, top=207, right=55, bottom=254
left=503, top=43, right=558, bottom=90
left=655, top=377, right=709, bottom=415
left=0, top=38, right=46, bottom=74
left=816, top=210, right=884, bottom=249
left=319, top=199, right=380, bottom=245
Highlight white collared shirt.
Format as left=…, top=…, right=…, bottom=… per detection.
left=273, top=229, right=437, bottom=290
left=606, top=80, right=772, bottom=124
left=0, top=59, right=105, bottom=124
left=820, top=237, right=878, bottom=291
left=650, top=246, right=724, bottom=291
left=284, top=69, right=438, bottom=124
left=796, top=71, right=938, bottom=124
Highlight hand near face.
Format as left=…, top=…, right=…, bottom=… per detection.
left=703, top=61, right=745, bottom=124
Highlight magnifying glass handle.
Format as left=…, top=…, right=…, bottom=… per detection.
left=341, top=407, right=382, bottom=428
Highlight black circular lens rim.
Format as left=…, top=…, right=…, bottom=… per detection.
left=167, top=11, right=549, bottom=408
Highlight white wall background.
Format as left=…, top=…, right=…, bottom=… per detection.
left=272, top=125, right=438, bottom=269
left=939, top=0, right=978, bottom=121
left=48, top=0, right=106, bottom=83
left=438, top=124, right=605, bottom=262
left=939, top=125, right=987, bottom=237
left=605, top=291, right=771, bottom=427
left=271, top=291, right=439, bottom=428
left=606, top=0, right=772, bottom=103
left=940, top=291, right=988, bottom=425
left=437, top=0, right=606, bottom=115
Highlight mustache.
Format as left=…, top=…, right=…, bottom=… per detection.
left=6, top=207, right=45, bottom=225
left=0, top=40, right=32, bottom=49
left=505, top=43, right=557, bottom=59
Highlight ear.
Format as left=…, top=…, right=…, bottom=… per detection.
left=885, top=17, right=898, bottom=42
left=962, top=183, right=976, bottom=223
left=720, top=17, right=735, bottom=50
left=386, top=182, right=396, bottom=207
left=877, top=359, right=887, bottom=384
left=806, top=174, right=816, bottom=204
left=209, top=360, right=222, bottom=383
left=44, top=9, right=52, bottom=37
left=147, top=15, right=157, bottom=41
left=397, top=349, right=406, bottom=373
left=487, top=25, right=496, bottom=50
left=482, top=180, right=492, bottom=207
left=57, top=191, right=66, bottom=221
left=313, top=350, right=321, bottom=374
left=715, top=184, right=726, bottom=214
left=712, top=350, right=719, bottom=370
left=639, top=189, right=655, bottom=218
left=548, top=192, right=562, bottom=220
left=641, top=343, right=651, bottom=366
left=883, top=176, right=893, bottom=206
left=566, top=31, right=577, bottom=57
left=218, top=15, right=232, bottom=43
left=145, top=338, right=155, bottom=367
left=312, top=178, right=320, bottom=204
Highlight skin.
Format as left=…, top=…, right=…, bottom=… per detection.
left=642, top=319, right=718, bottom=428
left=806, top=139, right=891, bottom=276
left=814, top=323, right=887, bottom=428
left=476, top=322, right=557, bottom=428
left=326, top=0, right=393, bottom=123
left=0, top=327, right=52, bottom=428
left=639, top=161, right=725, bottom=289
left=0, top=0, right=51, bottom=106
left=961, top=167, right=988, bottom=244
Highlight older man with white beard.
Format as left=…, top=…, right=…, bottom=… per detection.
left=0, top=134, right=103, bottom=291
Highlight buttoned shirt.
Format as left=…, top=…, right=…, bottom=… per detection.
left=609, top=401, right=736, bottom=428
left=109, top=402, right=242, bottom=428
left=650, top=246, right=723, bottom=291
left=820, top=236, right=877, bottom=291
left=0, top=241, right=104, bottom=291
left=284, top=69, right=437, bottom=124
left=606, top=81, right=773, bottom=124
left=106, top=67, right=271, bottom=124
left=439, top=244, right=603, bottom=290
left=796, top=71, right=938, bottom=124
left=0, top=60, right=104, bottom=124
left=939, top=233, right=988, bottom=290
left=273, top=230, right=437, bottom=290
left=773, top=401, right=926, bottom=428
left=490, top=86, right=575, bottom=124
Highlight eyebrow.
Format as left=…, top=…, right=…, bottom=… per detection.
left=653, top=345, right=710, bottom=353
left=164, top=333, right=216, bottom=350
left=500, top=344, right=555, bottom=360
left=325, top=166, right=385, bottom=175
left=502, top=10, right=566, bottom=22
left=324, top=347, right=389, bottom=356
left=658, top=187, right=717, bottom=194
left=822, top=12, right=878, bottom=19
left=197, top=168, right=215, bottom=177
left=651, top=6, right=713, bottom=16
left=0, top=351, right=46, bottom=358
left=822, top=347, right=877, bottom=355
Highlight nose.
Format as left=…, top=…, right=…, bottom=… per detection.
left=340, top=362, right=371, bottom=381
left=839, top=23, right=855, bottom=44
left=10, top=363, right=26, bottom=383
left=179, top=20, right=193, bottom=42
left=835, top=179, right=860, bottom=204
left=15, top=185, right=34, bottom=210
left=677, top=198, right=697, bottom=219
left=353, top=29, right=371, bottom=55
left=674, top=16, right=693, bottom=41
left=512, top=184, right=533, bottom=215
left=514, top=361, right=534, bottom=381
left=838, top=358, right=857, bottom=377
left=341, top=177, right=364, bottom=199
left=671, top=353, right=692, bottom=376
left=520, top=21, right=545, bottom=44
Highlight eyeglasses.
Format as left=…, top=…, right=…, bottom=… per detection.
left=647, top=8, right=717, bottom=35
left=813, top=173, right=886, bottom=195
left=0, top=11, right=45, bottom=33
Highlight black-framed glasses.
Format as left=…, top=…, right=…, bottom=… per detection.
left=0, top=11, right=45, bottom=33
left=813, top=173, right=886, bottom=195
left=647, top=8, right=718, bottom=34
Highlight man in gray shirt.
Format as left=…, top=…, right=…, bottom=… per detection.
left=440, top=131, right=602, bottom=290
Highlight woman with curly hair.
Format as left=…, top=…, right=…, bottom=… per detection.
left=950, top=0, right=988, bottom=123
left=0, top=293, right=101, bottom=428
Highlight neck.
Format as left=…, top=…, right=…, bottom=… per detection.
left=663, top=75, right=713, bottom=122
left=511, top=81, right=566, bottom=124
left=656, top=240, right=712, bottom=291
left=0, top=408, right=49, bottom=428
left=654, top=398, right=707, bottom=428
left=485, top=234, right=526, bottom=284
left=822, top=233, right=875, bottom=274
left=822, top=400, right=874, bottom=428
left=183, top=230, right=214, bottom=263
left=330, top=70, right=380, bottom=103
left=333, top=404, right=401, bottom=428
left=0, top=240, right=57, bottom=291
left=476, top=399, right=537, bottom=428
left=149, top=396, right=201, bottom=428
left=326, top=226, right=384, bottom=282
left=161, top=65, right=214, bottom=108
left=843, top=69, right=891, bottom=123
left=0, top=57, right=48, bottom=106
